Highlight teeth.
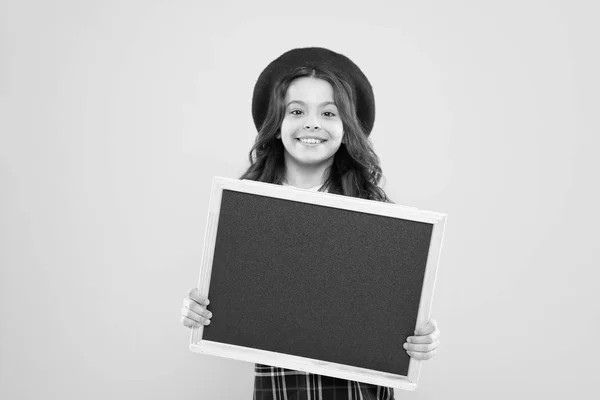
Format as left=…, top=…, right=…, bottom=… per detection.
left=298, top=138, right=324, bottom=144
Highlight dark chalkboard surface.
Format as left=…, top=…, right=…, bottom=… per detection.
left=190, top=177, right=446, bottom=390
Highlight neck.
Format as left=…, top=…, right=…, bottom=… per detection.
left=283, top=155, right=332, bottom=189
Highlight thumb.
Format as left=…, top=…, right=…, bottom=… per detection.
left=414, top=319, right=437, bottom=335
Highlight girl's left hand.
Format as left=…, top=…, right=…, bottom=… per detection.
left=403, top=319, right=440, bottom=360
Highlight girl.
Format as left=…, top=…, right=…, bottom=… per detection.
left=181, top=47, right=441, bottom=400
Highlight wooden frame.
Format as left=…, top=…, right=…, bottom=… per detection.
left=190, top=176, right=447, bottom=391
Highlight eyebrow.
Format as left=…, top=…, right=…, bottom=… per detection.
left=286, top=100, right=337, bottom=107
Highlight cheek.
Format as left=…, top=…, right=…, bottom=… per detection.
left=280, top=118, right=299, bottom=137
left=323, top=120, right=344, bottom=140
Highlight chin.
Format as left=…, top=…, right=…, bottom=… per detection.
left=294, top=155, right=335, bottom=166
left=283, top=146, right=338, bottom=167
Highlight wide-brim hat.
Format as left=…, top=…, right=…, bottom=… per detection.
left=251, top=47, right=375, bottom=136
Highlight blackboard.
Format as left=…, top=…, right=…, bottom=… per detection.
left=190, top=177, right=446, bottom=390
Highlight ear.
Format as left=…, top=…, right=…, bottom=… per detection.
left=276, top=132, right=281, bottom=139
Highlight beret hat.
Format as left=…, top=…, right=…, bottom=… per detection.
left=251, top=47, right=375, bottom=136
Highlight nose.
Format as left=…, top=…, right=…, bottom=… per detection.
left=303, top=112, right=321, bottom=131
left=303, top=123, right=321, bottom=131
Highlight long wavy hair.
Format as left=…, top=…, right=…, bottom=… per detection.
left=240, top=65, right=392, bottom=203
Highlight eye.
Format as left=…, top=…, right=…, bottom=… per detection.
left=290, top=109, right=304, bottom=115
left=322, top=111, right=336, bottom=117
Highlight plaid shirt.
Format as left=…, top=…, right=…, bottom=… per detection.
left=253, top=364, right=395, bottom=400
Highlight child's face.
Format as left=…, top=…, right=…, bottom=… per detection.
left=277, top=77, right=344, bottom=169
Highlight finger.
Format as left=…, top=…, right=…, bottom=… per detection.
left=182, top=301, right=212, bottom=320
left=181, top=306, right=202, bottom=324
left=181, top=305, right=212, bottom=322
left=414, top=319, right=438, bottom=336
left=407, top=328, right=440, bottom=344
left=187, top=288, right=210, bottom=306
left=407, top=349, right=437, bottom=361
left=181, top=315, right=201, bottom=328
left=403, top=340, right=439, bottom=353
left=181, top=307, right=211, bottom=325
left=183, top=298, right=212, bottom=319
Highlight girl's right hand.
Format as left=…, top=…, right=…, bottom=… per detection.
left=181, top=288, right=212, bottom=328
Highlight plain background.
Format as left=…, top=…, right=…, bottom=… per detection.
left=1, top=0, right=598, bottom=399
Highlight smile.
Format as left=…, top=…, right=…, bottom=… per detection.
left=296, top=138, right=326, bottom=144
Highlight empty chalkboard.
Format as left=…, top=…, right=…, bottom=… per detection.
left=190, top=177, right=447, bottom=390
